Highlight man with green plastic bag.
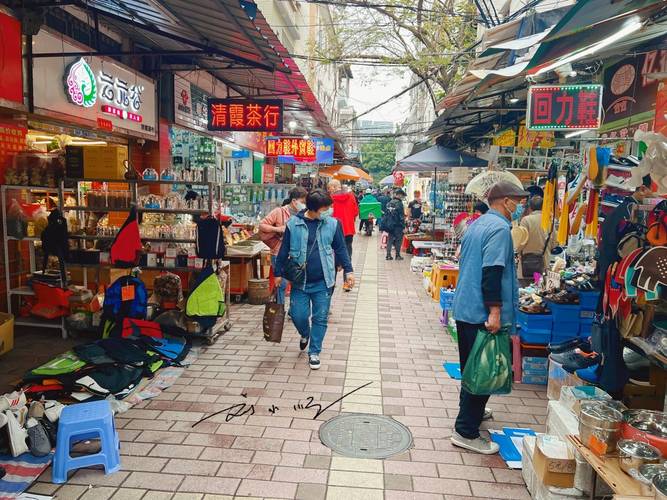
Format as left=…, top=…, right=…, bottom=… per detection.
left=451, top=181, right=529, bottom=455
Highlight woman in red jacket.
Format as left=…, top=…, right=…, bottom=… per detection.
left=327, top=180, right=358, bottom=258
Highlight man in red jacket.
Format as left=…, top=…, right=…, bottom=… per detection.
left=327, top=180, right=358, bottom=258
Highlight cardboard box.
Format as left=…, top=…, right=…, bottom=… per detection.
left=533, top=435, right=575, bottom=488
left=0, top=312, right=14, bottom=356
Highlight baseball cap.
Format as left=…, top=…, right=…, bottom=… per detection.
left=487, top=181, right=530, bottom=201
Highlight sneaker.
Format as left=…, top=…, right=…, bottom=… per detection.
left=299, top=336, right=309, bottom=351
left=26, top=418, right=51, bottom=457
left=309, top=354, right=321, bottom=370
left=482, top=408, right=493, bottom=420
left=40, top=417, right=57, bottom=447
left=451, top=431, right=499, bottom=455
left=0, top=391, right=26, bottom=412
left=548, top=338, right=590, bottom=354
left=4, top=410, right=29, bottom=457
left=396, top=255, right=404, bottom=261
left=550, top=349, right=599, bottom=372
left=386, top=256, right=394, bottom=260
left=28, top=401, right=45, bottom=420
left=12, top=406, right=28, bottom=427
left=44, top=401, right=64, bottom=423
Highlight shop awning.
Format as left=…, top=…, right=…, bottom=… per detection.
left=395, top=145, right=487, bottom=172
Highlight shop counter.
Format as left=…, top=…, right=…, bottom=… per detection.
left=227, top=240, right=269, bottom=297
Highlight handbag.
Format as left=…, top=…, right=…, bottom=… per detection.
left=263, top=294, right=285, bottom=343
left=284, top=225, right=320, bottom=287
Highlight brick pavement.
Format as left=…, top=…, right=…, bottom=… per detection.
left=29, top=234, right=547, bottom=499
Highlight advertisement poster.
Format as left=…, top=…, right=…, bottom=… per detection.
left=0, top=12, right=22, bottom=105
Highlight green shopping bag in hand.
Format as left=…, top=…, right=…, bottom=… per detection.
left=461, top=327, right=512, bottom=395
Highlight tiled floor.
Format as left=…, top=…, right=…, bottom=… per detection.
left=28, top=234, right=547, bottom=499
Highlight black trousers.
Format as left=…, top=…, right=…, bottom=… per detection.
left=386, top=230, right=402, bottom=257
left=455, top=321, right=490, bottom=439
left=344, top=235, right=353, bottom=259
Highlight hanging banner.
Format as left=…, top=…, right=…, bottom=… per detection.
left=32, top=30, right=157, bottom=139
left=527, top=84, right=603, bottom=130
left=0, top=12, right=23, bottom=105
left=517, top=126, right=555, bottom=149
left=269, top=137, right=334, bottom=164
left=207, top=98, right=283, bottom=132
left=265, top=136, right=316, bottom=162
left=654, top=80, right=667, bottom=136
left=493, top=129, right=516, bottom=147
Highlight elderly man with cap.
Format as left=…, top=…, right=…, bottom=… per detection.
left=450, top=181, right=529, bottom=454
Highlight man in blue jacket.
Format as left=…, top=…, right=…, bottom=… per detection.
left=274, top=189, right=354, bottom=370
left=451, top=181, right=528, bottom=455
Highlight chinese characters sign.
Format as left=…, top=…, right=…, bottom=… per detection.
left=207, top=99, right=283, bottom=132
left=527, top=85, right=603, bottom=130
left=0, top=123, right=27, bottom=183
left=0, top=13, right=23, bottom=105
left=265, top=137, right=316, bottom=162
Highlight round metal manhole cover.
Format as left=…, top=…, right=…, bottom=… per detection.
left=318, top=413, right=413, bottom=459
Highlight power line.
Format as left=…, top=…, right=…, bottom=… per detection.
left=275, top=0, right=473, bottom=16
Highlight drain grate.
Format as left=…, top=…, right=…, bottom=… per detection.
left=318, top=413, right=413, bottom=459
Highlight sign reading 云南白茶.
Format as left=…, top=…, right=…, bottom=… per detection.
left=527, top=85, right=603, bottom=130
left=207, top=99, right=283, bottom=132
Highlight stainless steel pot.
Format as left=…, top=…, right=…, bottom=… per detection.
left=617, top=439, right=661, bottom=475
left=623, top=410, right=667, bottom=439
left=579, top=402, right=623, bottom=454
left=652, top=471, right=667, bottom=500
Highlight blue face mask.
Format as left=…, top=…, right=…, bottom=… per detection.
left=512, top=202, right=525, bottom=221
left=320, top=207, right=334, bottom=220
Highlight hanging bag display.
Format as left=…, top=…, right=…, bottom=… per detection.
left=195, top=216, right=226, bottom=260
left=110, top=207, right=142, bottom=267
left=461, top=327, right=512, bottom=396
left=263, top=293, right=285, bottom=343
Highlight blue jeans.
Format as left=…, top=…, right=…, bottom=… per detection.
left=290, top=280, right=333, bottom=355
left=271, top=255, right=287, bottom=304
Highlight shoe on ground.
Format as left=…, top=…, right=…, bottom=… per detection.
left=551, top=349, right=599, bottom=372
left=299, top=336, right=309, bottom=351
left=396, top=255, right=404, bottom=261
left=548, top=338, right=590, bottom=354
left=482, top=408, right=493, bottom=420
left=309, top=354, right=321, bottom=370
left=0, top=391, right=26, bottom=412
left=40, top=417, right=57, bottom=447
left=386, top=256, right=394, bottom=260
left=451, top=431, right=499, bottom=455
left=44, top=401, right=64, bottom=423
left=4, top=410, right=29, bottom=457
left=12, top=406, right=28, bottom=427
left=26, top=418, right=51, bottom=457
left=28, top=401, right=45, bottom=420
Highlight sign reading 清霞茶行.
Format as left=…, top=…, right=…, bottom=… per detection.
left=527, top=85, right=603, bottom=131
left=265, top=137, right=316, bottom=162
left=207, top=99, right=283, bottom=132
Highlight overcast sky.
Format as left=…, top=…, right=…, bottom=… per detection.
left=347, top=65, right=411, bottom=125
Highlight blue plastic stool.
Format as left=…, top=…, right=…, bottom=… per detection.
left=52, top=400, right=120, bottom=484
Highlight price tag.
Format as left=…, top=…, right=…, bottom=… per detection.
left=121, top=285, right=135, bottom=301
left=545, top=271, right=561, bottom=291
left=166, top=247, right=177, bottom=258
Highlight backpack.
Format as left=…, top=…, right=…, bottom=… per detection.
left=139, top=336, right=191, bottom=365
left=121, top=318, right=164, bottom=339
left=195, top=216, right=226, bottom=260
left=110, top=207, right=142, bottom=267
left=101, top=275, right=148, bottom=338
left=186, top=265, right=225, bottom=330
left=41, top=208, right=69, bottom=284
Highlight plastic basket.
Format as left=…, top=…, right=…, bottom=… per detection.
left=516, top=309, right=552, bottom=332
left=577, top=290, right=601, bottom=311
left=440, top=288, right=455, bottom=311
left=518, top=327, right=551, bottom=345
left=550, top=321, right=580, bottom=344
left=580, top=316, right=594, bottom=338
left=546, top=300, right=581, bottom=323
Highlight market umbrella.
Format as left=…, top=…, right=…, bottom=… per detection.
left=465, top=170, right=524, bottom=202
left=395, top=145, right=487, bottom=172
left=379, top=175, right=394, bottom=186
left=355, top=168, right=372, bottom=182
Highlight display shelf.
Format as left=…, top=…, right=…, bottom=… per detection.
left=7, top=236, right=41, bottom=242
left=9, top=286, right=35, bottom=296
left=69, top=178, right=212, bottom=186
left=69, top=234, right=197, bottom=244
left=67, top=262, right=200, bottom=272
left=62, top=205, right=208, bottom=215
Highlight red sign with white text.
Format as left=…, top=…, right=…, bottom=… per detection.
left=266, top=137, right=316, bottom=162
left=0, top=13, right=23, bottom=104
left=207, top=99, right=283, bottom=132
left=527, top=85, right=603, bottom=130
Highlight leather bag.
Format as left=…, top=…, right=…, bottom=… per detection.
left=263, top=294, right=285, bottom=343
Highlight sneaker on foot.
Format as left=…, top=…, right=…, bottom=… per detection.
left=299, top=336, right=309, bottom=351
left=451, top=431, right=499, bottom=455
left=309, top=354, right=321, bottom=370
left=483, top=408, right=493, bottom=420
left=396, top=255, right=404, bottom=261
left=26, top=418, right=51, bottom=457
left=386, top=256, right=394, bottom=260
left=4, top=410, right=29, bottom=457
left=0, top=391, right=26, bottom=412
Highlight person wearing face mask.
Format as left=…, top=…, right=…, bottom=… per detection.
left=273, top=189, right=354, bottom=370
left=450, top=181, right=529, bottom=455
left=259, top=186, right=308, bottom=303
left=327, top=179, right=359, bottom=258
left=382, top=189, right=407, bottom=260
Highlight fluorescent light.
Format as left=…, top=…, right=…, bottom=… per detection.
left=565, top=129, right=590, bottom=138
left=509, top=97, right=520, bottom=104
left=303, top=133, right=310, bottom=140
left=569, top=70, right=578, bottom=77
left=70, top=141, right=108, bottom=146
left=288, top=120, right=297, bottom=130
left=536, top=18, right=643, bottom=75
left=32, top=140, right=53, bottom=145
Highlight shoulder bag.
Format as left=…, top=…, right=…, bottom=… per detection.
left=284, top=225, right=320, bottom=287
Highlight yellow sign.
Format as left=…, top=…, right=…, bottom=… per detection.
left=518, top=126, right=555, bottom=149
left=493, top=129, right=516, bottom=147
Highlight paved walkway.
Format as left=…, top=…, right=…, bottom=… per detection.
left=29, top=234, right=547, bottom=499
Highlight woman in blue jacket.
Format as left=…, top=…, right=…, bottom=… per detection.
left=274, top=189, right=355, bottom=369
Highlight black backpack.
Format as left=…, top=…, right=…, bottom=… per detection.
left=40, top=209, right=69, bottom=284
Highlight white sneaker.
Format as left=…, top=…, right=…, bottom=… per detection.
left=0, top=412, right=7, bottom=428
left=309, top=354, right=321, bottom=370
left=0, top=391, right=26, bottom=412
left=5, top=410, right=29, bottom=457
left=483, top=407, right=493, bottom=420
left=12, top=406, right=28, bottom=427
left=451, top=431, right=499, bottom=455
left=44, top=401, right=65, bottom=423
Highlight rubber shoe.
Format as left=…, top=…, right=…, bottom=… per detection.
left=299, top=336, right=309, bottom=351
left=548, top=338, right=590, bottom=354
left=386, top=256, right=394, bottom=260
left=0, top=391, right=26, bottom=412
left=551, top=349, right=599, bottom=373
left=44, top=401, right=64, bottom=423
left=309, top=354, right=321, bottom=370
left=0, top=412, right=7, bottom=428
left=28, top=401, right=45, bottom=420
left=482, top=408, right=493, bottom=420
left=26, top=418, right=51, bottom=457
left=396, top=255, right=404, bottom=261
left=4, top=410, right=29, bottom=457
left=451, top=431, right=499, bottom=455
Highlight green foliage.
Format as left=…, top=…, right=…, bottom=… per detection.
left=360, top=138, right=396, bottom=181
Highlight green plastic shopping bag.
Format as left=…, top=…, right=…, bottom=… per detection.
left=461, top=327, right=512, bottom=395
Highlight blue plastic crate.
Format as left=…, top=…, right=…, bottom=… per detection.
left=550, top=322, right=580, bottom=345
left=522, top=373, right=548, bottom=385
left=516, top=309, right=552, bottom=332
left=440, top=288, right=455, bottom=311
left=522, top=356, right=548, bottom=371
left=577, top=290, right=601, bottom=311
left=580, top=317, right=594, bottom=338
left=546, top=301, right=581, bottom=323
left=518, top=327, right=550, bottom=345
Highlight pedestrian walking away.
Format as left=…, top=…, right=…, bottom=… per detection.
left=382, top=188, right=407, bottom=261
left=273, top=189, right=355, bottom=370
left=327, top=179, right=359, bottom=259
left=258, top=186, right=308, bottom=304
left=451, top=181, right=529, bottom=455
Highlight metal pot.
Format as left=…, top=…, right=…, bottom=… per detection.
left=579, top=402, right=624, bottom=454
left=653, top=471, right=667, bottom=500
left=622, top=410, right=667, bottom=457
left=617, top=439, right=661, bottom=475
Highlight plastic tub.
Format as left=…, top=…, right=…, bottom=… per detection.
left=577, top=290, right=601, bottom=311
left=516, top=309, right=552, bottom=332
left=546, top=300, right=581, bottom=323
left=519, top=327, right=551, bottom=345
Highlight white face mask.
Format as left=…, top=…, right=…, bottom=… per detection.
left=294, top=201, right=306, bottom=211
left=319, top=207, right=334, bottom=220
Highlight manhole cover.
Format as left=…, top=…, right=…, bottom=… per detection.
left=318, top=413, right=413, bottom=459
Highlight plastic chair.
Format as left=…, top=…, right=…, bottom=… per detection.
left=52, top=400, right=120, bottom=484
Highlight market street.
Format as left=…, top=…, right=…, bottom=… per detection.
left=27, top=234, right=546, bottom=499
